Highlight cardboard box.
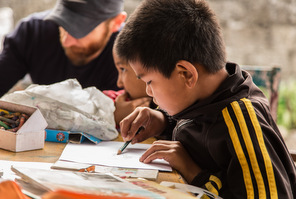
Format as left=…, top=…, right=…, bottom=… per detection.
left=0, top=100, right=48, bottom=152
left=45, top=129, right=101, bottom=144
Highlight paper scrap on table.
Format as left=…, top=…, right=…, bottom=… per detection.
left=59, top=141, right=172, bottom=171
left=51, top=160, right=159, bottom=180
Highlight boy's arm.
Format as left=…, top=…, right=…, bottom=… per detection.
left=189, top=99, right=295, bottom=198
left=209, top=99, right=295, bottom=198
left=223, top=99, right=295, bottom=198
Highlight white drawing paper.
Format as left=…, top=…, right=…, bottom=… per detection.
left=59, top=141, right=172, bottom=171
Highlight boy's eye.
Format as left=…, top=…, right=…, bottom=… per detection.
left=146, top=80, right=152, bottom=85
left=120, top=68, right=126, bottom=72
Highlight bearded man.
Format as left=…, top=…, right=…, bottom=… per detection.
left=0, top=0, right=126, bottom=96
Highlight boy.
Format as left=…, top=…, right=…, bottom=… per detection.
left=104, top=48, right=156, bottom=125
left=115, top=0, right=296, bottom=198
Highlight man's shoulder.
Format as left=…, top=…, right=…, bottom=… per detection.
left=21, top=10, right=52, bottom=23
left=12, top=9, right=58, bottom=39
left=15, top=10, right=57, bottom=32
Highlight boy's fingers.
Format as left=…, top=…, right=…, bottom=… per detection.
left=128, top=122, right=146, bottom=141
left=131, top=126, right=156, bottom=144
left=120, top=107, right=155, bottom=142
left=120, top=110, right=138, bottom=139
left=139, top=142, right=172, bottom=162
left=120, top=108, right=146, bottom=141
left=130, top=107, right=150, bottom=127
left=115, top=92, right=129, bottom=102
left=133, top=97, right=151, bottom=107
left=141, top=149, right=171, bottom=164
left=123, top=97, right=151, bottom=109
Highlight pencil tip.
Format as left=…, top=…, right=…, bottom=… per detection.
left=117, top=150, right=122, bottom=155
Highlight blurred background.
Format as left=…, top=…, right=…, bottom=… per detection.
left=1, top=0, right=296, bottom=149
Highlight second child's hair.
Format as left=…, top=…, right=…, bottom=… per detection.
left=115, top=0, right=226, bottom=78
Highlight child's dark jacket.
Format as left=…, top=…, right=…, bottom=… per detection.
left=161, top=63, right=296, bottom=198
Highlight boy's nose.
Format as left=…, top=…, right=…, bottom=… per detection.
left=117, top=77, right=124, bottom=88
left=146, top=85, right=153, bottom=97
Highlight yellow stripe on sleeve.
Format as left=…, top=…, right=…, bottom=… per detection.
left=241, top=98, right=278, bottom=199
left=222, top=107, right=254, bottom=198
left=209, top=175, right=222, bottom=190
left=231, top=101, right=266, bottom=198
left=205, top=182, right=219, bottom=196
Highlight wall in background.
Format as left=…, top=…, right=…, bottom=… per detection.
left=1, top=0, right=296, bottom=79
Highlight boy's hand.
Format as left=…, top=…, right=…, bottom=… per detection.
left=139, top=140, right=201, bottom=183
left=120, top=107, right=167, bottom=143
left=114, top=92, right=151, bottom=125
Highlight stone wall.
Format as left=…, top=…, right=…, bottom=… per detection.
left=209, top=0, right=296, bottom=79
left=1, top=0, right=296, bottom=79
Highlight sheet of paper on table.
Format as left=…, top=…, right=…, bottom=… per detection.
left=0, top=160, right=52, bottom=180
left=59, top=141, right=172, bottom=171
left=51, top=160, right=159, bottom=180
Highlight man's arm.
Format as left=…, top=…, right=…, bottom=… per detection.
left=0, top=16, right=35, bottom=96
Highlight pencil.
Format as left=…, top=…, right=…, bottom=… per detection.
left=117, top=126, right=144, bottom=155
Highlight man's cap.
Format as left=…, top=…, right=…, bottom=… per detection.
left=45, top=0, right=124, bottom=38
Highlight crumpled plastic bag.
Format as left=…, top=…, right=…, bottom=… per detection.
left=1, top=79, right=118, bottom=140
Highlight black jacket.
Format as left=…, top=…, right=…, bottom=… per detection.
left=161, top=63, right=296, bottom=198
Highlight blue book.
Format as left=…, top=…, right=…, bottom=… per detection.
left=45, top=129, right=102, bottom=144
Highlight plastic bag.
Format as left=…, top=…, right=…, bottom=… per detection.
left=1, top=79, right=118, bottom=140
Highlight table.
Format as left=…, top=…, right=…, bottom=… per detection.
left=0, top=138, right=185, bottom=184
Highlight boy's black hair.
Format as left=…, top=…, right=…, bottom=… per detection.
left=115, top=0, right=226, bottom=78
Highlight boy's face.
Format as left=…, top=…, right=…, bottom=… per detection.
left=131, top=60, right=190, bottom=115
left=114, top=52, right=148, bottom=99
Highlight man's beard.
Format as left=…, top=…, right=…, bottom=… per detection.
left=62, top=27, right=110, bottom=66
left=63, top=43, right=103, bottom=66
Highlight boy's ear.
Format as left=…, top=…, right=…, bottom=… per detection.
left=111, top=12, right=127, bottom=32
left=176, top=60, right=198, bottom=88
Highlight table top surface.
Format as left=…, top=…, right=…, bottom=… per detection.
left=0, top=137, right=185, bottom=184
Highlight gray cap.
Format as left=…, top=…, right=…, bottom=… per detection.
left=45, top=0, right=124, bottom=38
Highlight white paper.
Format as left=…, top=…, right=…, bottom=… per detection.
left=0, top=160, right=52, bottom=180
left=51, top=160, right=159, bottom=180
left=59, top=141, right=172, bottom=171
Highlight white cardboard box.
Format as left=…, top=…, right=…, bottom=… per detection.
left=0, top=100, right=48, bottom=152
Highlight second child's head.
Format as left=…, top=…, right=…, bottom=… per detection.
left=115, top=0, right=227, bottom=115
left=113, top=48, right=148, bottom=100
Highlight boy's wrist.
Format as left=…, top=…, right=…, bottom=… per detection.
left=190, top=170, right=211, bottom=187
left=155, top=108, right=175, bottom=140
left=181, top=161, right=201, bottom=184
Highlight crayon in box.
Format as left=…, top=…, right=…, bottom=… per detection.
left=0, top=100, right=48, bottom=152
